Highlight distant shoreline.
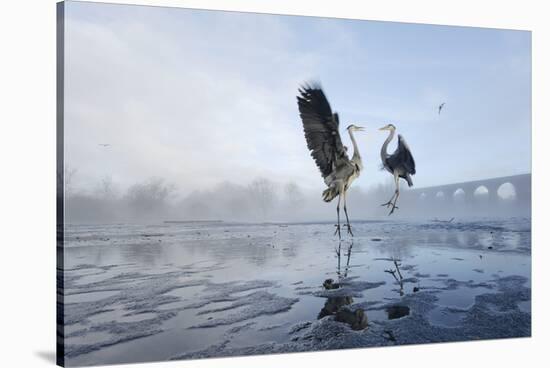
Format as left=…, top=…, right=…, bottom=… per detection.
left=163, top=220, right=223, bottom=224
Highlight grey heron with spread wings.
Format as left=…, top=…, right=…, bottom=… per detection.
left=297, top=84, right=365, bottom=238
left=379, top=124, right=416, bottom=215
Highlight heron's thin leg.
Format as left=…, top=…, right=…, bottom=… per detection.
left=393, top=188, right=401, bottom=208
left=334, top=194, right=342, bottom=239
left=381, top=175, right=397, bottom=207
left=342, top=190, right=353, bottom=236
left=389, top=173, right=400, bottom=215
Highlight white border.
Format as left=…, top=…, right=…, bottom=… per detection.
left=0, top=1, right=548, bottom=367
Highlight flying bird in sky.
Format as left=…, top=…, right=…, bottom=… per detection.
left=297, top=83, right=365, bottom=238
left=438, top=102, right=446, bottom=115
left=98, top=144, right=111, bottom=147
left=379, top=124, right=416, bottom=215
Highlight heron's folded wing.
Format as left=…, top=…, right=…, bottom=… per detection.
left=397, top=134, right=416, bottom=175
left=297, top=84, right=348, bottom=179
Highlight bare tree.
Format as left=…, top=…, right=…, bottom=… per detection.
left=125, top=178, right=175, bottom=214
left=216, top=182, right=251, bottom=219
left=248, top=178, right=276, bottom=219
left=63, top=167, right=78, bottom=197
left=95, top=176, right=118, bottom=200
left=284, top=182, right=305, bottom=209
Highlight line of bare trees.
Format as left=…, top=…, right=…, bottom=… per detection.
left=62, top=170, right=313, bottom=223
left=61, top=168, right=406, bottom=224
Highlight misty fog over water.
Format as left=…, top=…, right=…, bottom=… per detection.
left=64, top=173, right=530, bottom=224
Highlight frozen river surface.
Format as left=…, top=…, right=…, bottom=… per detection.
left=60, top=218, right=531, bottom=366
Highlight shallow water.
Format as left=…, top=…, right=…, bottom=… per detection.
left=61, top=217, right=531, bottom=366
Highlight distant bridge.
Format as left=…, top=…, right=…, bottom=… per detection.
left=408, top=173, right=531, bottom=203
left=400, top=173, right=531, bottom=216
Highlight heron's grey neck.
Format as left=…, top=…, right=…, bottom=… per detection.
left=381, top=129, right=395, bottom=162
left=348, top=129, right=361, bottom=165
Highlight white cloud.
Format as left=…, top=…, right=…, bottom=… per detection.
left=64, top=4, right=327, bottom=193
left=63, top=2, right=531, bottom=195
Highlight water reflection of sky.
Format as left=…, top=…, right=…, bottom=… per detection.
left=63, top=218, right=531, bottom=366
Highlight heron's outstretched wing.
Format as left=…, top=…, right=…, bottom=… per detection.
left=297, top=84, right=348, bottom=178
left=387, top=134, right=416, bottom=175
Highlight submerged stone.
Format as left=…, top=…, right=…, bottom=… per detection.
left=335, top=307, right=368, bottom=330
left=386, top=305, right=410, bottom=320
left=323, top=279, right=340, bottom=290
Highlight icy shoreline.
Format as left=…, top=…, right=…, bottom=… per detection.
left=61, top=218, right=531, bottom=366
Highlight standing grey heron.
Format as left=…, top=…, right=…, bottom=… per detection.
left=379, top=124, right=416, bottom=215
left=297, top=84, right=365, bottom=238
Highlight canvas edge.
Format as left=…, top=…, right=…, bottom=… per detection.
left=56, top=1, right=66, bottom=367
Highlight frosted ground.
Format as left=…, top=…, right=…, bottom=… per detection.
left=61, top=218, right=531, bottom=366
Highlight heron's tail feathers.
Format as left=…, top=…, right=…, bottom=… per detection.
left=405, top=174, right=413, bottom=187
left=322, top=186, right=339, bottom=202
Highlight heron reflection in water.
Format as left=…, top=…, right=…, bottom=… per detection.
left=318, top=241, right=368, bottom=330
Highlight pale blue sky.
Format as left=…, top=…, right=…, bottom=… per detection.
left=64, top=1, right=531, bottom=194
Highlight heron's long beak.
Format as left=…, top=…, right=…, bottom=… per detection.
left=379, top=126, right=387, bottom=131
left=356, top=126, right=365, bottom=131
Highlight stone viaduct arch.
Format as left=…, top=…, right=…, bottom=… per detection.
left=405, top=174, right=531, bottom=209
